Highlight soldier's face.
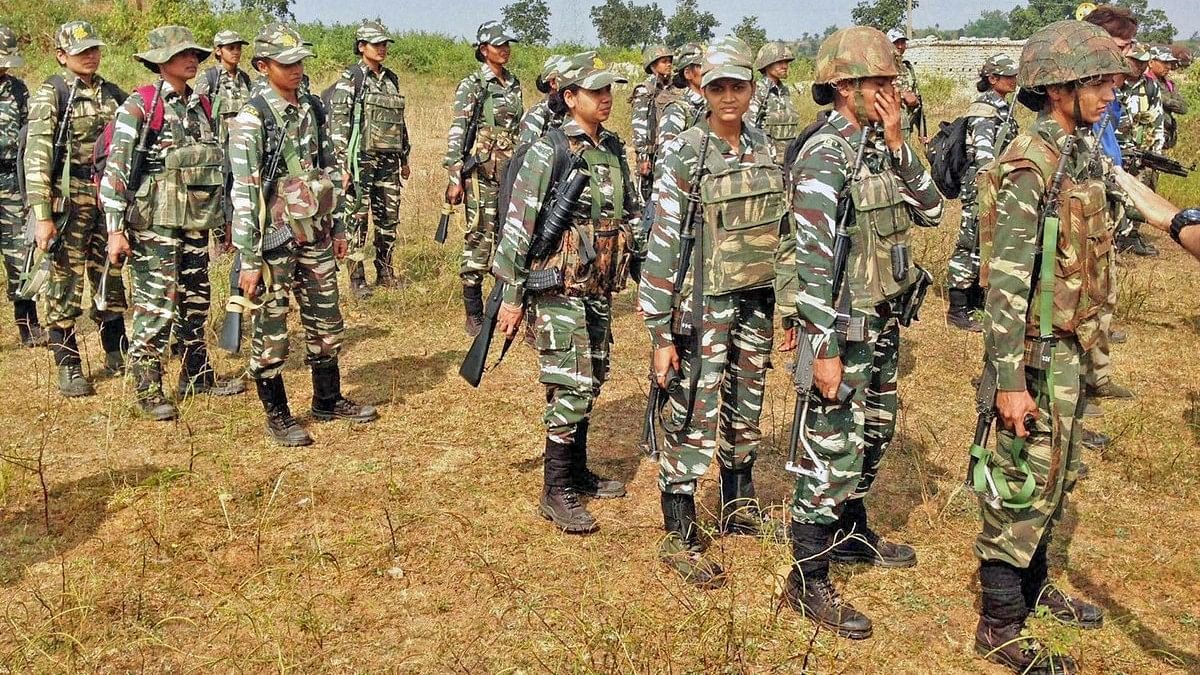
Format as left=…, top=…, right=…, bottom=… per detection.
left=703, top=78, right=753, bottom=123
left=483, top=43, right=511, bottom=66
left=161, top=50, right=201, bottom=81
left=219, top=44, right=242, bottom=67
left=766, top=61, right=789, bottom=80
left=847, top=77, right=896, bottom=123
left=652, top=57, right=672, bottom=78
left=362, top=41, right=388, bottom=64
left=60, top=47, right=101, bottom=76
left=259, top=59, right=305, bottom=93
left=566, top=85, right=613, bottom=123
left=1055, top=75, right=1117, bottom=124
left=684, top=64, right=703, bottom=89
left=990, top=74, right=1017, bottom=96
left=893, top=40, right=907, bottom=56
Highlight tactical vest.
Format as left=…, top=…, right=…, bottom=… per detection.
left=469, top=75, right=518, bottom=182
left=128, top=99, right=225, bottom=232
left=209, top=73, right=249, bottom=127
left=976, top=132, right=1112, bottom=350
left=266, top=105, right=336, bottom=245
left=760, top=86, right=803, bottom=161
left=360, top=86, right=406, bottom=154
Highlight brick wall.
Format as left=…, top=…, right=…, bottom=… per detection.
left=906, top=37, right=1026, bottom=82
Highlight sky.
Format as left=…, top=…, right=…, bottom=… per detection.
left=290, top=0, right=1200, bottom=42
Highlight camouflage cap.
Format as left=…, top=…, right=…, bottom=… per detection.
left=642, top=44, right=672, bottom=73
left=536, top=53, right=570, bottom=92
left=558, top=51, right=627, bottom=90
left=254, top=23, right=313, bottom=64
left=356, top=20, right=393, bottom=44
left=1150, top=45, right=1176, bottom=62
left=887, top=28, right=908, bottom=43
left=814, top=26, right=899, bottom=85
left=1018, top=20, right=1128, bottom=89
left=0, top=26, right=24, bottom=69
left=701, top=36, right=754, bottom=87
left=55, top=21, right=105, bottom=56
left=1127, top=41, right=1152, bottom=62
left=753, top=41, right=795, bottom=72
left=673, top=42, right=704, bottom=72
left=980, top=53, right=1018, bottom=78
left=213, top=29, right=248, bottom=48
left=134, top=25, right=211, bottom=66
left=475, top=20, right=517, bottom=47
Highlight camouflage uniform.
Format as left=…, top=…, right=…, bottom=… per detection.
left=0, top=27, right=41, bottom=346
left=629, top=44, right=673, bottom=198
left=747, top=41, right=801, bottom=162
left=25, top=22, right=128, bottom=393
left=330, top=21, right=411, bottom=290
left=888, top=31, right=921, bottom=138
left=194, top=30, right=251, bottom=245
left=655, top=87, right=705, bottom=176
left=517, top=54, right=569, bottom=145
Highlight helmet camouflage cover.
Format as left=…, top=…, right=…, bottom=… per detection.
left=814, top=26, right=899, bottom=85
left=642, top=44, right=672, bottom=73
left=754, top=40, right=795, bottom=72
left=673, top=42, right=703, bottom=72
left=701, top=36, right=754, bottom=87
left=1018, top=20, right=1128, bottom=88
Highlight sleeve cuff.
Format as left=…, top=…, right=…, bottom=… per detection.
left=996, top=364, right=1027, bottom=392
left=32, top=203, right=52, bottom=221
left=501, top=283, right=523, bottom=306
left=105, top=212, right=124, bottom=233
left=649, top=325, right=674, bottom=350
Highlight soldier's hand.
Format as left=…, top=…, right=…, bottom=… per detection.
left=35, top=219, right=57, bottom=252
left=239, top=269, right=263, bottom=300
left=812, top=356, right=844, bottom=401
left=638, top=159, right=652, bottom=176
left=401, top=164, right=412, bottom=180
left=652, top=345, right=680, bottom=390
left=876, top=89, right=904, bottom=151
left=901, top=91, right=919, bottom=109
left=778, top=327, right=798, bottom=352
left=332, top=237, right=348, bottom=260
left=445, top=183, right=464, bottom=206
left=497, top=302, right=524, bottom=339
left=996, top=390, right=1039, bottom=438
left=107, top=232, right=131, bottom=266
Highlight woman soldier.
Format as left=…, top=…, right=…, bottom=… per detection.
left=517, top=54, right=569, bottom=145
left=640, top=36, right=787, bottom=588
left=746, top=40, right=802, bottom=161
left=945, top=54, right=1019, bottom=332
left=444, top=21, right=523, bottom=337
left=494, top=52, right=633, bottom=533
left=654, top=43, right=705, bottom=171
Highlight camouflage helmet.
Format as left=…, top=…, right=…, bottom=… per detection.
left=1151, top=45, right=1178, bottom=62
left=980, top=53, right=1018, bottom=78
left=253, top=22, right=313, bottom=65
left=754, top=41, right=795, bottom=72
left=642, top=44, right=672, bottom=73
left=812, top=26, right=898, bottom=104
left=1018, top=20, right=1128, bottom=89
left=701, top=36, right=754, bottom=88
left=537, top=53, right=572, bottom=93
left=558, top=51, right=627, bottom=90
left=671, top=42, right=704, bottom=88
left=356, top=20, right=393, bottom=45
left=55, top=21, right=105, bottom=56
left=0, top=26, right=24, bottom=69
left=213, top=30, right=248, bottom=48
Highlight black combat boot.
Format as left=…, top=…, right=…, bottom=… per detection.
left=98, top=317, right=128, bottom=376
left=1080, top=428, right=1111, bottom=451
left=132, top=361, right=178, bottom=422
left=717, top=465, right=785, bottom=541
left=540, top=437, right=598, bottom=533
left=946, top=288, right=982, bottom=332
left=176, top=344, right=245, bottom=398
left=374, top=247, right=403, bottom=289
left=569, top=420, right=626, bottom=498
left=349, top=262, right=372, bottom=300
left=976, top=560, right=1078, bottom=674
left=1023, top=539, right=1104, bottom=629
left=14, top=300, right=47, bottom=347
left=463, top=284, right=484, bottom=337
left=50, top=327, right=94, bottom=398
left=310, top=360, right=378, bottom=423
left=659, top=491, right=726, bottom=588
left=785, top=521, right=873, bottom=639
left=829, top=499, right=917, bottom=568
left=255, top=375, right=313, bottom=446
left=967, top=283, right=987, bottom=312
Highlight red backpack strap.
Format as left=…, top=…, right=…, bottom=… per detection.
left=197, top=93, right=213, bottom=119
left=134, top=83, right=166, bottom=132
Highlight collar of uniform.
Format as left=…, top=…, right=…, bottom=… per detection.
left=684, top=86, right=705, bottom=107
left=358, top=61, right=393, bottom=80
left=560, top=117, right=615, bottom=147
left=260, top=84, right=303, bottom=120
left=758, top=75, right=784, bottom=95
left=58, top=69, right=108, bottom=91
left=1032, top=113, right=1089, bottom=174
left=982, top=89, right=1008, bottom=110
left=694, top=118, right=756, bottom=157
left=478, top=62, right=512, bottom=85
left=824, top=109, right=869, bottom=146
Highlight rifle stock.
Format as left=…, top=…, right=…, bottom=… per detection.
left=434, top=203, right=453, bottom=244
left=459, top=282, right=507, bottom=387
left=219, top=251, right=244, bottom=354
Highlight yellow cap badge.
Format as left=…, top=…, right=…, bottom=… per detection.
left=280, top=33, right=298, bottom=47
left=72, top=25, right=88, bottom=40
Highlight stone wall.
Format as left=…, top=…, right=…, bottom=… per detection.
left=906, top=37, right=1026, bottom=82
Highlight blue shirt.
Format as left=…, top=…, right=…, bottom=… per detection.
left=1094, top=98, right=1123, bottom=167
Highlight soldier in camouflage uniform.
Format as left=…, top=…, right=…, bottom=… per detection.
left=101, top=26, right=245, bottom=420
left=971, top=21, right=1157, bottom=674
left=25, top=21, right=129, bottom=397
left=0, top=27, right=45, bottom=348
left=493, top=52, right=632, bottom=534
left=640, top=37, right=786, bottom=589
left=444, top=21, right=522, bottom=336
left=517, top=54, right=569, bottom=145
left=946, top=54, right=1019, bottom=332
left=195, top=29, right=252, bottom=252
left=654, top=43, right=705, bottom=174
left=230, top=23, right=378, bottom=446
left=1115, top=42, right=1164, bottom=256
left=330, top=20, right=411, bottom=298
left=629, top=44, right=673, bottom=201
left=781, top=26, right=943, bottom=638
left=888, top=29, right=924, bottom=142
left=746, top=41, right=801, bottom=161
left=1149, top=46, right=1187, bottom=150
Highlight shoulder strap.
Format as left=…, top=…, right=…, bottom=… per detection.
left=102, top=81, right=127, bottom=105
left=965, top=101, right=1000, bottom=119
left=350, top=64, right=367, bottom=99
left=10, top=78, right=28, bottom=110
left=47, top=74, right=70, bottom=121
left=205, top=67, right=220, bottom=93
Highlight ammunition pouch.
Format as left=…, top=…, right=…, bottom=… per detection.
left=361, top=91, right=407, bottom=154
left=269, top=169, right=337, bottom=245
left=531, top=217, right=630, bottom=297
left=700, top=162, right=786, bottom=295
left=470, top=125, right=516, bottom=182
left=848, top=168, right=917, bottom=307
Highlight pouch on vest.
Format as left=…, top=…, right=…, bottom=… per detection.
left=269, top=170, right=336, bottom=244
left=165, top=142, right=225, bottom=231
left=542, top=217, right=630, bottom=297
left=700, top=163, right=786, bottom=295
left=361, top=91, right=407, bottom=153
left=849, top=169, right=916, bottom=305
left=471, top=124, right=516, bottom=182
left=764, top=103, right=802, bottom=160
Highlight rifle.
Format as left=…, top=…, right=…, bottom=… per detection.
left=640, top=364, right=678, bottom=460
left=459, top=161, right=591, bottom=388
left=436, top=82, right=487, bottom=243
left=966, top=360, right=1037, bottom=509
left=123, top=81, right=166, bottom=229
left=640, top=84, right=660, bottom=204
left=1126, top=147, right=1194, bottom=177
left=672, top=131, right=712, bottom=432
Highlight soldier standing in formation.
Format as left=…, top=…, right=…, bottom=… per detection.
left=746, top=41, right=801, bottom=161
left=494, top=52, right=633, bottom=533
left=26, top=21, right=129, bottom=398
left=1149, top=46, right=1187, bottom=150
left=654, top=43, right=705, bottom=172
left=629, top=44, right=673, bottom=204
left=945, top=54, right=1019, bottom=332
left=517, top=54, right=569, bottom=145
left=100, top=26, right=244, bottom=420
left=1115, top=42, right=1164, bottom=256
left=641, top=37, right=786, bottom=588
left=444, top=21, right=522, bottom=337
left=0, top=27, right=43, bottom=348
left=230, top=23, right=377, bottom=446
left=888, top=28, right=924, bottom=143
left=783, top=26, right=943, bottom=638
left=195, top=29, right=251, bottom=254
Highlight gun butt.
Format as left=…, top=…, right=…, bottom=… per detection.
left=434, top=208, right=452, bottom=245
left=219, top=313, right=242, bottom=354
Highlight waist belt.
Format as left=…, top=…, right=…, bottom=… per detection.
left=70, top=165, right=95, bottom=180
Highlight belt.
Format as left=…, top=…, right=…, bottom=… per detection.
left=70, top=165, right=95, bottom=180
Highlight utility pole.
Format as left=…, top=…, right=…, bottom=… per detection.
left=906, top=0, right=913, bottom=38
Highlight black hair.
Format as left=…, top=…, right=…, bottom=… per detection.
left=1018, top=86, right=1050, bottom=112
left=355, top=40, right=364, bottom=56
left=548, top=84, right=579, bottom=116
left=474, top=44, right=485, bottom=63
left=976, top=76, right=991, bottom=93
left=536, top=76, right=550, bottom=94
left=812, top=82, right=834, bottom=105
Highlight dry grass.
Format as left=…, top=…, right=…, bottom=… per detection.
left=0, top=77, right=1198, bottom=673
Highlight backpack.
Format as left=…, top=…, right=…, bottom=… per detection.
left=203, top=66, right=252, bottom=96
left=496, top=126, right=573, bottom=240
left=925, top=101, right=1002, bottom=199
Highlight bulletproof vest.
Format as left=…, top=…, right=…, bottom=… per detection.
left=360, top=73, right=407, bottom=154
left=207, top=69, right=250, bottom=124
left=129, top=96, right=225, bottom=232
left=469, top=74, right=519, bottom=181
left=652, top=84, right=681, bottom=121
left=759, top=85, right=803, bottom=161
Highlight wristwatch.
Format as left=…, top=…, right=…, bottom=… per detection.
left=1170, top=208, right=1200, bottom=245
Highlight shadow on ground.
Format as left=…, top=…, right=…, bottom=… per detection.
left=342, top=349, right=464, bottom=405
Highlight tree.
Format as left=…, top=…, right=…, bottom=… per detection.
left=502, top=0, right=552, bottom=45
left=590, top=0, right=665, bottom=48
left=665, top=0, right=718, bottom=47
left=850, top=0, right=917, bottom=31
left=963, top=9, right=1011, bottom=38
left=1007, top=0, right=1066, bottom=40
left=1114, top=0, right=1176, bottom=43
left=240, top=0, right=293, bottom=20
left=732, top=15, right=767, bottom=52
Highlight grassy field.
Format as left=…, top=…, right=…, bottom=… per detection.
left=1, top=67, right=1199, bottom=672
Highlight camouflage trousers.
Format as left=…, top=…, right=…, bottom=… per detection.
left=44, top=179, right=127, bottom=328
left=459, top=174, right=499, bottom=288
left=127, top=226, right=210, bottom=366
left=346, top=152, right=403, bottom=275
left=1084, top=247, right=1118, bottom=389
left=790, top=312, right=900, bottom=525
left=248, top=238, right=344, bottom=380
left=0, top=181, right=23, bottom=301
left=947, top=199, right=981, bottom=290
left=975, top=339, right=1084, bottom=568
left=658, top=289, right=774, bottom=495
left=532, top=293, right=612, bottom=445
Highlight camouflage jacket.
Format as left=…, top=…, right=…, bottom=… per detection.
left=746, top=75, right=794, bottom=128
left=443, top=63, right=522, bottom=180
left=99, top=83, right=217, bottom=232
left=896, top=58, right=920, bottom=131
left=639, top=119, right=776, bottom=350
left=629, top=74, right=671, bottom=164
left=24, top=70, right=124, bottom=220
left=193, top=65, right=252, bottom=145
left=966, top=90, right=1019, bottom=192
left=328, top=61, right=410, bottom=166
left=517, top=98, right=564, bottom=146
left=0, top=75, right=27, bottom=174
left=494, top=118, right=635, bottom=305
left=655, top=87, right=706, bottom=169
left=229, top=86, right=345, bottom=270
left=1117, top=75, right=1165, bottom=152
left=783, top=110, right=943, bottom=354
